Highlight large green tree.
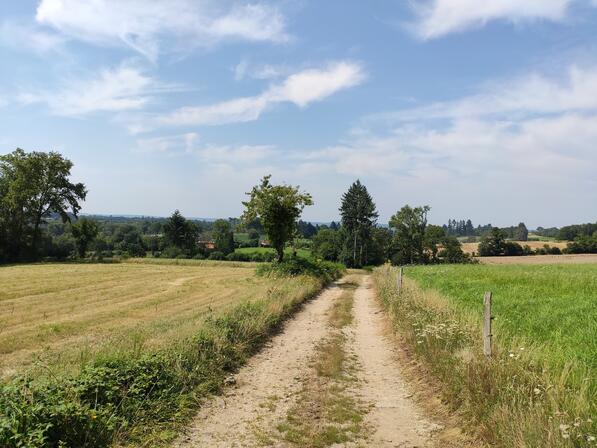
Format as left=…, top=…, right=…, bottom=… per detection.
left=71, top=218, right=99, bottom=258
left=339, top=180, right=378, bottom=267
left=0, top=149, right=86, bottom=261
left=163, top=210, right=200, bottom=255
left=312, top=228, right=342, bottom=261
left=389, top=205, right=430, bottom=265
left=213, top=219, right=235, bottom=255
left=242, top=175, right=313, bottom=262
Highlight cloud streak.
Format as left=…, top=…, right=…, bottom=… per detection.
left=19, top=64, right=176, bottom=116
left=158, top=61, right=366, bottom=127
left=35, top=0, right=290, bottom=61
left=411, top=0, right=573, bottom=39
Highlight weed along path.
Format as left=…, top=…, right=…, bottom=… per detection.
left=174, top=274, right=444, bottom=447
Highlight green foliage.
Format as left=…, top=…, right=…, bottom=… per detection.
left=0, top=149, right=86, bottom=262
left=70, top=218, right=99, bottom=258
left=312, top=228, right=342, bottom=261
left=242, top=175, right=313, bottom=262
left=213, top=219, right=235, bottom=255
left=0, top=275, right=324, bottom=447
left=567, top=234, right=597, bottom=253
left=339, top=180, right=378, bottom=267
left=558, top=222, right=597, bottom=241
left=389, top=205, right=430, bottom=264
left=163, top=210, right=200, bottom=255
left=256, top=256, right=344, bottom=283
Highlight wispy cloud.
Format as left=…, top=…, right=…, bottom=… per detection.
left=234, top=59, right=291, bottom=80
left=371, top=65, right=597, bottom=123
left=411, top=0, right=573, bottom=39
left=35, top=0, right=290, bottom=62
left=19, top=64, right=176, bottom=116
left=158, top=61, right=366, bottom=127
left=0, top=20, right=66, bottom=54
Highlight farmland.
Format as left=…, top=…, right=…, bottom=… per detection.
left=0, top=260, right=320, bottom=379
left=374, top=263, right=596, bottom=447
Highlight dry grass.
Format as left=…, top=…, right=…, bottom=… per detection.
left=461, top=240, right=569, bottom=254
left=0, top=261, right=316, bottom=379
left=478, top=253, right=597, bottom=265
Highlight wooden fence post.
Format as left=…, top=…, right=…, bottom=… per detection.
left=397, top=267, right=403, bottom=293
left=483, top=291, right=492, bottom=357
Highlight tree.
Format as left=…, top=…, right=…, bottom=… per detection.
left=242, top=175, right=313, bottom=262
left=339, top=180, right=378, bottom=267
left=514, top=222, right=528, bottom=241
left=0, top=149, right=86, bottom=261
left=478, top=227, right=507, bottom=256
left=423, top=224, right=445, bottom=263
left=312, top=228, right=342, bottom=261
left=163, top=210, right=199, bottom=255
left=439, top=235, right=468, bottom=263
left=213, top=219, right=235, bottom=255
left=71, top=218, right=99, bottom=258
left=389, top=205, right=430, bottom=265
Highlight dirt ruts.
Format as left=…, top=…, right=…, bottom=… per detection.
left=174, top=275, right=447, bottom=447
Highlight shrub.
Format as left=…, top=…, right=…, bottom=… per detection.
left=160, top=246, right=184, bottom=259
left=208, top=251, right=225, bottom=260
left=225, top=252, right=251, bottom=262
left=256, top=256, right=344, bottom=282
left=192, top=253, right=205, bottom=260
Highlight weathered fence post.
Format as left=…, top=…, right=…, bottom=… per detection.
left=483, top=291, right=492, bottom=357
left=397, top=267, right=403, bottom=293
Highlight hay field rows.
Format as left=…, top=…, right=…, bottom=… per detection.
left=0, top=260, right=318, bottom=378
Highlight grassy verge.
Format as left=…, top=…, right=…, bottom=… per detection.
left=272, top=278, right=367, bottom=447
left=0, top=269, right=336, bottom=447
left=373, top=264, right=595, bottom=448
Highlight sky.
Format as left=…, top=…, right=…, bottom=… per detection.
left=1, top=0, right=597, bottom=228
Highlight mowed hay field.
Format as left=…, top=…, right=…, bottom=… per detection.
left=0, top=260, right=318, bottom=379
left=461, top=240, right=569, bottom=254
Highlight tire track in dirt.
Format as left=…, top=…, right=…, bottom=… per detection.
left=174, top=281, right=343, bottom=448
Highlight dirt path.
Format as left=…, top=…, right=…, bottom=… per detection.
left=174, top=281, right=343, bottom=448
left=174, top=275, right=443, bottom=447
left=350, top=276, right=441, bottom=447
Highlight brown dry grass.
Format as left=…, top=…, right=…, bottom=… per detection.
left=0, top=261, right=316, bottom=378
left=478, top=253, right=597, bottom=264
left=461, top=240, right=569, bottom=254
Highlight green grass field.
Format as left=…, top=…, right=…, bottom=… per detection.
left=374, top=264, right=596, bottom=447
left=406, top=264, right=597, bottom=369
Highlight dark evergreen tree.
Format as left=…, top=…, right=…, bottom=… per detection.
left=339, top=180, right=378, bottom=267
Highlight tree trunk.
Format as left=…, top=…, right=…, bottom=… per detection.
left=276, top=245, right=284, bottom=263
left=353, top=231, right=357, bottom=267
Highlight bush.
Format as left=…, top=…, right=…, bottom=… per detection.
left=256, top=256, right=344, bottom=282
left=160, top=246, right=184, bottom=259
left=225, top=252, right=251, bottom=262
left=208, top=251, right=225, bottom=260
left=192, top=253, right=205, bottom=260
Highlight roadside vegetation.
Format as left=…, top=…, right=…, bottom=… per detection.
left=0, top=260, right=342, bottom=447
left=373, top=264, right=595, bottom=447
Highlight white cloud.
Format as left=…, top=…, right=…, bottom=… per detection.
left=19, top=64, right=173, bottom=116
left=379, top=65, right=597, bottom=122
left=234, top=60, right=290, bottom=81
left=0, top=21, right=65, bottom=54
left=412, top=0, right=573, bottom=39
left=36, top=0, right=289, bottom=61
left=159, top=61, right=365, bottom=127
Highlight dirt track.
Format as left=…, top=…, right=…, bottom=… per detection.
left=174, top=275, right=446, bottom=447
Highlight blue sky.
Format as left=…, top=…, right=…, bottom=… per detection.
left=1, top=0, right=597, bottom=227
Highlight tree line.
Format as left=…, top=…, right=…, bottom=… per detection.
left=1, top=148, right=595, bottom=264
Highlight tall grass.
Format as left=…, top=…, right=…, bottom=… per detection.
left=0, top=269, right=335, bottom=447
left=373, top=265, right=595, bottom=447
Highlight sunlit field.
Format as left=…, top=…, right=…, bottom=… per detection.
left=0, top=260, right=319, bottom=378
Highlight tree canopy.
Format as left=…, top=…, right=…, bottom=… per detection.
left=242, top=175, right=313, bottom=262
